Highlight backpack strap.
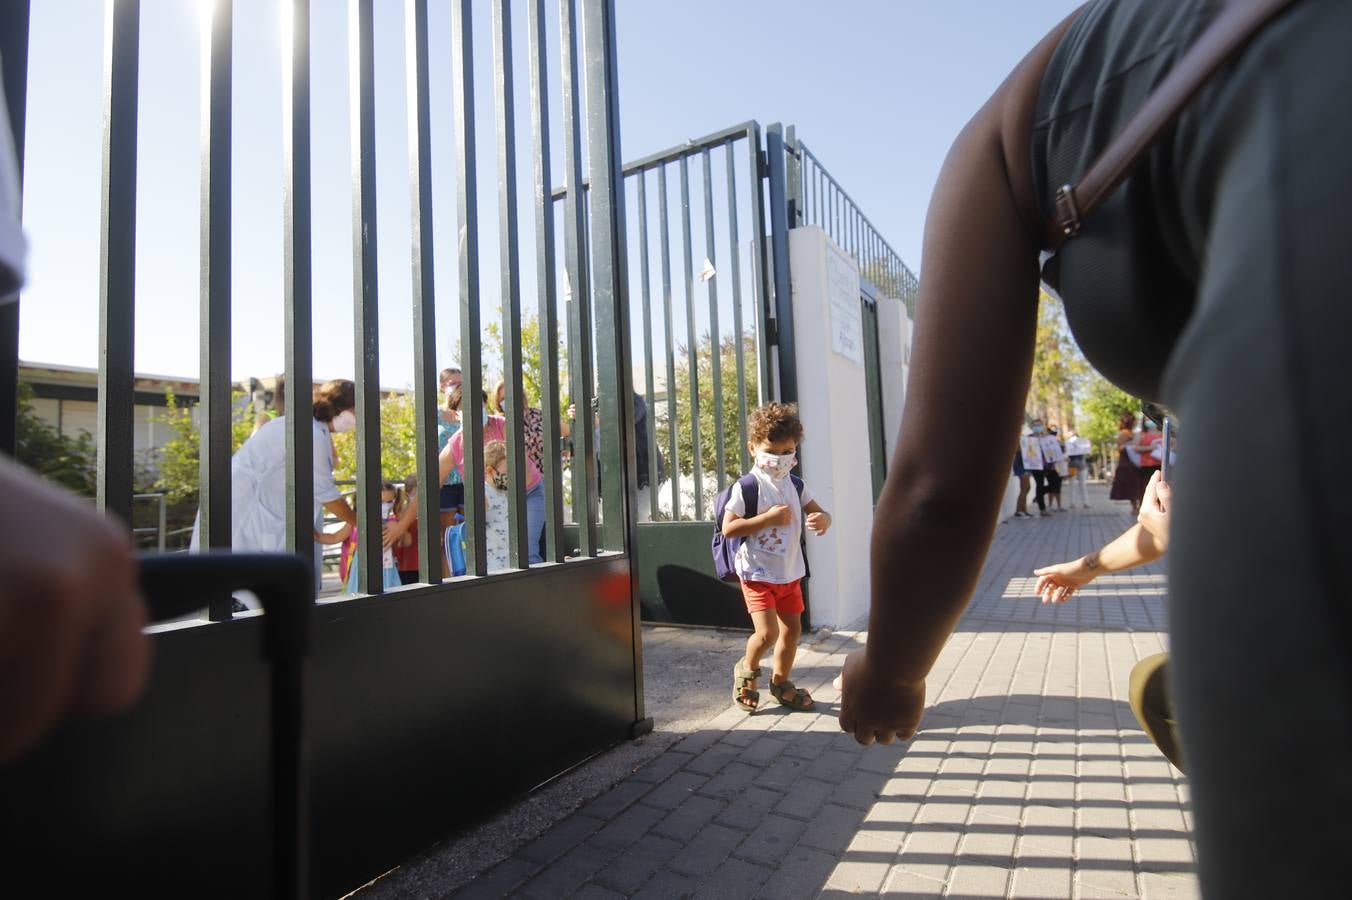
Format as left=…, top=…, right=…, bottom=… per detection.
left=1045, top=0, right=1299, bottom=252
left=738, top=474, right=760, bottom=519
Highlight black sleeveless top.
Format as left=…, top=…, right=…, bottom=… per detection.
left=1032, top=0, right=1223, bottom=402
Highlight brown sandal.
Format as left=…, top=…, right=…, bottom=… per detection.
left=733, top=662, right=761, bottom=712
left=769, top=679, right=814, bottom=711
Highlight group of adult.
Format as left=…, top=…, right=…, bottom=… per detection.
left=1012, top=418, right=1091, bottom=516
left=1107, top=412, right=1168, bottom=515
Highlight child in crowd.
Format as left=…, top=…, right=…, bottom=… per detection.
left=481, top=440, right=512, bottom=572
left=393, top=474, right=420, bottom=585
left=723, top=403, right=831, bottom=712
left=344, top=481, right=403, bottom=592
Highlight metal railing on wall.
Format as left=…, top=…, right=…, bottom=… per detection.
left=796, top=139, right=919, bottom=318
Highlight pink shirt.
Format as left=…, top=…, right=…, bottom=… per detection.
left=445, top=416, right=542, bottom=491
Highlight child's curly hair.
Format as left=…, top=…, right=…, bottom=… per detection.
left=747, top=402, right=804, bottom=446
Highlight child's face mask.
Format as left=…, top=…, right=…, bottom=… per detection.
left=491, top=471, right=509, bottom=491
left=482, top=408, right=489, bottom=427
left=755, top=450, right=796, bottom=480
left=381, top=500, right=394, bottom=517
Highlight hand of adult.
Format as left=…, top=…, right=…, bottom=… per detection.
left=0, top=460, right=151, bottom=762
left=838, top=648, right=926, bottom=745
left=381, top=520, right=406, bottom=549
left=1031, top=560, right=1096, bottom=604
left=1138, top=470, right=1171, bottom=549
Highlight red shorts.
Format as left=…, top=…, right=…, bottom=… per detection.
left=740, top=579, right=804, bottom=615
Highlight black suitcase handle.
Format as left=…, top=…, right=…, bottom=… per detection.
left=140, top=553, right=312, bottom=900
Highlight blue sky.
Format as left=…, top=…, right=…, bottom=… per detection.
left=17, top=0, right=1080, bottom=387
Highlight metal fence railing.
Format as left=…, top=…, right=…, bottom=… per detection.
left=796, top=139, right=920, bottom=318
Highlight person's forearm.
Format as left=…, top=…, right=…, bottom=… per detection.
left=323, top=498, right=356, bottom=526
left=722, top=512, right=772, bottom=539
left=862, top=75, right=1045, bottom=685
left=1081, top=522, right=1164, bottom=574
left=867, top=462, right=1015, bottom=683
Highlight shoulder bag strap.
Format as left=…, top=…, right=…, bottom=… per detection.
left=1046, top=0, right=1300, bottom=252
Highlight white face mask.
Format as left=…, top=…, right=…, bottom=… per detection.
left=331, top=410, right=356, bottom=433
left=482, top=407, right=490, bottom=427
left=755, top=450, right=796, bottom=480
left=381, top=500, right=394, bottom=517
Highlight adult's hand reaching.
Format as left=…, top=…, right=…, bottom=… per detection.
left=0, top=460, right=151, bottom=761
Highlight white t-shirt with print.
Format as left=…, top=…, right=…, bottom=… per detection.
left=724, top=469, right=814, bottom=585
left=483, top=485, right=511, bottom=572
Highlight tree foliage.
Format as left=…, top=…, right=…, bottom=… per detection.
left=1080, top=376, right=1140, bottom=448
left=150, top=389, right=255, bottom=505
left=1027, top=291, right=1089, bottom=429
left=483, top=310, right=571, bottom=410
left=14, top=382, right=98, bottom=497
left=661, top=332, right=759, bottom=484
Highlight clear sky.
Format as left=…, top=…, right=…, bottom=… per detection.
left=17, top=0, right=1080, bottom=388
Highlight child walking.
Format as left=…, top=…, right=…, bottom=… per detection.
left=723, top=403, right=831, bottom=712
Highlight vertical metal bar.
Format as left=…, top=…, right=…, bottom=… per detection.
left=96, top=0, right=140, bottom=525
left=528, top=0, right=563, bottom=562
left=785, top=124, right=801, bottom=228
left=678, top=156, right=702, bottom=519
left=405, top=0, right=441, bottom=583
left=724, top=142, right=750, bottom=472
left=0, top=1, right=30, bottom=457
left=200, top=0, right=234, bottom=621
left=746, top=124, right=773, bottom=405
left=765, top=124, right=798, bottom=406
left=283, top=0, right=315, bottom=581
left=348, top=0, right=381, bottom=595
left=157, top=493, right=166, bottom=554
left=584, top=0, right=632, bottom=551
left=658, top=165, right=679, bottom=518
left=452, top=0, right=486, bottom=575
left=636, top=172, right=659, bottom=522
left=560, top=0, right=596, bottom=553
left=582, top=0, right=649, bottom=731
left=700, top=149, right=725, bottom=491
left=491, top=0, right=529, bottom=569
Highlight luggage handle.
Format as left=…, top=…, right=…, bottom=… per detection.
left=139, top=552, right=312, bottom=900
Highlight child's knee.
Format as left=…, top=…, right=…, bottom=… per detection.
left=778, top=614, right=802, bottom=641
left=756, top=622, right=780, bottom=645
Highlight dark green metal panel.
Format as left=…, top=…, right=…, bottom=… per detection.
left=861, top=285, right=888, bottom=506
left=636, top=522, right=750, bottom=629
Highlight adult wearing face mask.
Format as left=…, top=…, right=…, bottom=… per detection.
left=385, top=389, right=546, bottom=566
left=190, top=379, right=358, bottom=596
left=1018, top=420, right=1051, bottom=517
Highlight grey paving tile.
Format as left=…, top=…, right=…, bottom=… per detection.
left=591, top=834, right=682, bottom=895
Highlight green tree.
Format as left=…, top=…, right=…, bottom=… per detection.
left=150, top=389, right=256, bottom=505
left=483, top=310, right=571, bottom=409
left=661, top=332, right=759, bottom=484
left=1080, top=375, right=1140, bottom=447
left=14, top=382, right=98, bottom=496
left=1027, top=291, right=1088, bottom=429
left=331, top=390, right=422, bottom=485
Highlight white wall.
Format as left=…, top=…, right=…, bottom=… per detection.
left=790, top=227, right=877, bottom=629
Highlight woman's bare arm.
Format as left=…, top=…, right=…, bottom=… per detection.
left=840, top=9, right=1081, bottom=745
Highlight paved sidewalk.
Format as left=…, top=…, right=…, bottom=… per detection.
left=425, top=484, right=1196, bottom=898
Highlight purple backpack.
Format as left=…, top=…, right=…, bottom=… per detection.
left=711, top=473, right=806, bottom=583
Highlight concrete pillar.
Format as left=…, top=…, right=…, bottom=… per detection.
left=788, top=227, right=877, bottom=629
